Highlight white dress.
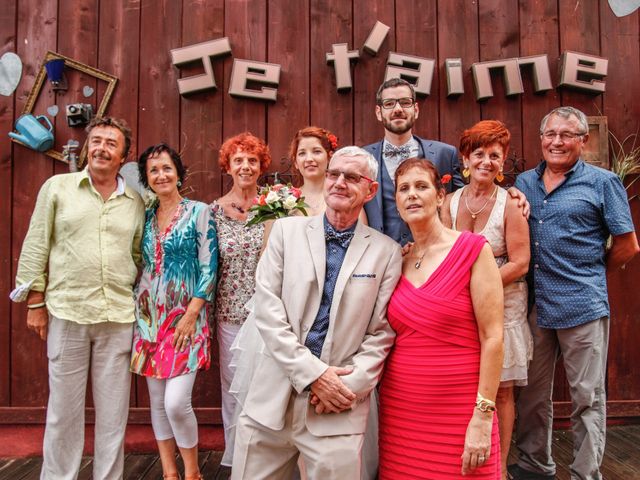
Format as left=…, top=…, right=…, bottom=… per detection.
left=450, top=187, right=533, bottom=386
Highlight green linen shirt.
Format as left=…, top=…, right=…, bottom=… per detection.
left=14, top=168, right=145, bottom=324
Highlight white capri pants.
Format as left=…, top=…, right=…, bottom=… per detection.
left=146, top=372, right=198, bottom=448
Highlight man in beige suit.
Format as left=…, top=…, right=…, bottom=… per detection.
left=232, top=146, right=402, bottom=479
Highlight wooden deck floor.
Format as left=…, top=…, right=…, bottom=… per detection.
left=1, top=425, right=639, bottom=479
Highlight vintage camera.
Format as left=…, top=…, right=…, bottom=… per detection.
left=65, top=103, right=93, bottom=127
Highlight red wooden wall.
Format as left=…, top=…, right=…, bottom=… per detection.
left=1, top=0, right=639, bottom=424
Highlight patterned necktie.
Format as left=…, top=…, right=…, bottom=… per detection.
left=325, top=223, right=354, bottom=248
left=384, top=143, right=411, bottom=161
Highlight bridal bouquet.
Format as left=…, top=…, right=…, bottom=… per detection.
left=246, top=183, right=309, bottom=226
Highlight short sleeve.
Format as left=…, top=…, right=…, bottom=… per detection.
left=602, top=174, right=635, bottom=236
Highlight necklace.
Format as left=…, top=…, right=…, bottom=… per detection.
left=464, top=185, right=498, bottom=219
left=231, top=202, right=245, bottom=213
left=412, top=227, right=445, bottom=269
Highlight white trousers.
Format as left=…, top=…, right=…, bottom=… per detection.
left=218, top=321, right=242, bottom=466
left=146, top=372, right=198, bottom=448
left=232, top=393, right=363, bottom=480
left=41, top=316, right=133, bottom=480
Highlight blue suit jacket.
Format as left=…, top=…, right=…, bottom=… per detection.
left=363, top=135, right=463, bottom=244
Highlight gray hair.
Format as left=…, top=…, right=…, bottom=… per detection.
left=330, top=146, right=379, bottom=180
left=539, top=106, right=589, bottom=135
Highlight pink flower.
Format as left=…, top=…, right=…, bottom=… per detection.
left=290, top=187, right=302, bottom=199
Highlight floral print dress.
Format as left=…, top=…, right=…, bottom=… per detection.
left=212, top=203, right=265, bottom=326
left=131, top=199, right=218, bottom=378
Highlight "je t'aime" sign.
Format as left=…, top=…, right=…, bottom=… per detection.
left=171, top=21, right=608, bottom=102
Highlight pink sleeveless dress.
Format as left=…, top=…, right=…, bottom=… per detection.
left=379, top=231, right=500, bottom=479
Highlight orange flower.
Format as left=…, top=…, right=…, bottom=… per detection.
left=327, top=133, right=338, bottom=151
left=258, top=194, right=267, bottom=206
left=441, top=174, right=452, bottom=185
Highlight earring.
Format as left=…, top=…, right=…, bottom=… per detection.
left=177, top=180, right=183, bottom=188
left=496, top=170, right=504, bottom=182
left=462, top=167, right=470, bottom=178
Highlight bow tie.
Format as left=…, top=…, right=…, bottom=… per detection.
left=384, top=143, right=411, bottom=160
left=325, top=224, right=354, bottom=248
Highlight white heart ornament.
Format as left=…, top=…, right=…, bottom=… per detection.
left=0, top=52, right=23, bottom=96
left=608, top=0, right=640, bottom=17
left=47, top=105, right=59, bottom=116
left=83, top=85, right=94, bottom=97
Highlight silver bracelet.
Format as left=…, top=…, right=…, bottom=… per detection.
left=27, top=302, right=46, bottom=309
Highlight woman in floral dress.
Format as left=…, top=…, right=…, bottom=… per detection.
left=211, top=132, right=271, bottom=467
left=131, top=144, right=218, bottom=480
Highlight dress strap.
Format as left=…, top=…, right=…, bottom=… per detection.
left=428, top=231, right=487, bottom=298
left=449, top=187, right=464, bottom=230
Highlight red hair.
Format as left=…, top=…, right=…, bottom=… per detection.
left=459, top=120, right=511, bottom=159
left=394, top=158, right=444, bottom=193
left=218, top=132, right=272, bottom=173
left=288, top=126, right=338, bottom=163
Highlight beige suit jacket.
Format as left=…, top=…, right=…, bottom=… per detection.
left=242, top=215, right=402, bottom=437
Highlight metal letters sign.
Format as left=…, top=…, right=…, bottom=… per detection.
left=171, top=20, right=609, bottom=102
left=385, top=52, right=435, bottom=96
left=559, top=51, right=608, bottom=93
left=170, top=38, right=232, bottom=95
left=229, top=59, right=281, bottom=101
left=326, top=44, right=360, bottom=91
left=471, top=58, right=524, bottom=101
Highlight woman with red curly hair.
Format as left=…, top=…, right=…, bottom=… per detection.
left=441, top=120, right=532, bottom=480
left=211, top=132, right=271, bottom=469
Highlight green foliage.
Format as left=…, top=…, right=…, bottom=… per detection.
left=609, top=131, right=640, bottom=201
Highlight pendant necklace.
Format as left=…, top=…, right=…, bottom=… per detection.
left=413, top=227, right=445, bottom=269
left=231, top=202, right=245, bottom=213
left=464, top=185, right=498, bottom=219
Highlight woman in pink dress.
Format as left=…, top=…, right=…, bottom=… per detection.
left=379, top=158, right=504, bottom=479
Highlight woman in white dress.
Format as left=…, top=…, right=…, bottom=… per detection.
left=441, top=120, right=532, bottom=480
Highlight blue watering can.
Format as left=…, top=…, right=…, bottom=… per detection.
left=9, top=114, right=55, bottom=152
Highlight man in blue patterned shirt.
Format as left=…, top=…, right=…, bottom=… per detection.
left=509, top=107, right=639, bottom=480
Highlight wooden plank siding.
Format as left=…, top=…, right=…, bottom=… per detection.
left=0, top=0, right=639, bottom=423
left=0, top=0, right=17, bottom=408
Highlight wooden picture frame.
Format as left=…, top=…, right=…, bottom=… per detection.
left=12, top=51, right=117, bottom=164
left=583, top=115, right=609, bottom=169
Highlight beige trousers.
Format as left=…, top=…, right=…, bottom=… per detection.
left=41, top=316, right=133, bottom=480
left=232, top=393, right=364, bottom=480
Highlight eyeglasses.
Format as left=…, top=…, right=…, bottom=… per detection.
left=378, top=97, right=415, bottom=110
left=541, top=131, right=586, bottom=141
left=325, top=169, right=374, bottom=184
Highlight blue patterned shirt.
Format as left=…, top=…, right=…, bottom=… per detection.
left=304, top=217, right=356, bottom=357
left=515, top=160, right=634, bottom=329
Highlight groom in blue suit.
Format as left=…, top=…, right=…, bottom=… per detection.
left=364, top=78, right=464, bottom=245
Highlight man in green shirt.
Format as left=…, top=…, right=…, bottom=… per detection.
left=12, top=117, right=145, bottom=480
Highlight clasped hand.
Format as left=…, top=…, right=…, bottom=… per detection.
left=309, top=366, right=356, bottom=414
